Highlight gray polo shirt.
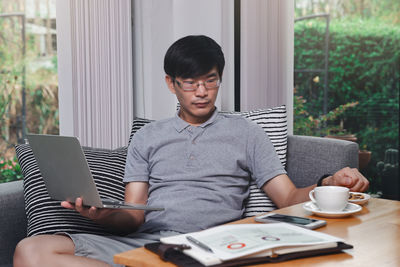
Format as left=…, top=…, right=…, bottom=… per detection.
left=124, top=108, right=286, bottom=233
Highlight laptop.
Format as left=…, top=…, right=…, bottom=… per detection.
left=27, top=134, right=164, bottom=211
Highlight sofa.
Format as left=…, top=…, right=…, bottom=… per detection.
left=0, top=134, right=358, bottom=267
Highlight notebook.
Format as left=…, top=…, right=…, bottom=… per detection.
left=26, top=134, right=164, bottom=211
left=156, top=223, right=352, bottom=266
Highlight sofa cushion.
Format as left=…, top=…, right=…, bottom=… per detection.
left=128, top=105, right=287, bottom=217
left=15, top=144, right=127, bottom=236
left=128, top=117, right=154, bottom=145
left=224, top=106, right=287, bottom=217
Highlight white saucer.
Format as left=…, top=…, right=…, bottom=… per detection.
left=303, top=201, right=362, bottom=218
left=348, top=192, right=371, bottom=205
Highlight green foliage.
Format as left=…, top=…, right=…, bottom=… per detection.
left=294, top=88, right=358, bottom=136
left=294, top=18, right=399, bottom=191
left=295, top=0, right=400, bottom=25
left=0, top=15, right=59, bottom=162
left=0, top=156, right=22, bottom=183
left=0, top=50, right=24, bottom=149
left=0, top=16, right=26, bottom=149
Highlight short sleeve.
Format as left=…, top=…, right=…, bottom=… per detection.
left=123, top=128, right=150, bottom=183
left=246, top=121, right=287, bottom=188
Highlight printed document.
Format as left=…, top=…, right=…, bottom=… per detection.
left=161, top=223, right=343, bottom=266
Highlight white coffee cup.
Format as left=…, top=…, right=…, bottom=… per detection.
left=309, top=186, right=350, bottom=212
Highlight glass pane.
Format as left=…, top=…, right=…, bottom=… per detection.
left=0, top=0, right=58, bottom=183
left=294, top=0, right=399, bottom=199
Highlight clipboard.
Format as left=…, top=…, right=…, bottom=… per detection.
left=145, top=241, right=353, bottom=267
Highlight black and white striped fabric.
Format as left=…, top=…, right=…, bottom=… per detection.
left=128, top=117, right=154, bottom=145
left=15, top=144, right=127, bottom=236
left=238, top=106, right=287, bottom=217
left=128, top=105, right=288, bottom=218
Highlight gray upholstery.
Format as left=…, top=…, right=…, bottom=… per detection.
left=0, top=180, right=26, bottom=267
left=287, top=135, right=359, bottom=188
left=0, top=135, right=358, bottom=266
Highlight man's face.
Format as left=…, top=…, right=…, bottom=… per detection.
left=166, top=67, right=220, bottom=125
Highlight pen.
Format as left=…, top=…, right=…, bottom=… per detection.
left=186, top=235, right=214, bottom=253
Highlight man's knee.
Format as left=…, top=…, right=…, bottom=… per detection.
left=14, top=236, right=41, bottom=267
left=14, top=235, right=74, bottom=267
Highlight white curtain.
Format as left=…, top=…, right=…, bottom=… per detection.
left=132, top=0, right=235, bottom=120
left=132, top=0, right=293, bottom=131
left=241, top=0, right=294, bottom=133
left=56, top=0, right=294, bottom=148
left=57, top=0, right=133, bottom=149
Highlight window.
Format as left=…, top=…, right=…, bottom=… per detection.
left=0, top=0, right=58, bottom=183
left=294, top=0, right=399, bottom=199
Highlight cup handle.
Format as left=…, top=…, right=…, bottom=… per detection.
left=309, top=190, right=317, bottom=203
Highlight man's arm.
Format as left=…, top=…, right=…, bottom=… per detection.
left=61, top=181, right=148, bottom=235
left=263, top=167, right=369, bottom=209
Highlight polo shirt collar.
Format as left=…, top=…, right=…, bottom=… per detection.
left=173, top=107, right=219, bottom=132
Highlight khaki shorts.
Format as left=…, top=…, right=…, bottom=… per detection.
left=61, top=230, right=180, bottom=267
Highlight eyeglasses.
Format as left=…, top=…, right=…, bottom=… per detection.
left=174, top=78, right=221, bottom=92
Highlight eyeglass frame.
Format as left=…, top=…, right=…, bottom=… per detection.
left=173, top=77, right=221, bottom=92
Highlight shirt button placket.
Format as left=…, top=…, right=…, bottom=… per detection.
left=186, top=126, right=196, bottom=166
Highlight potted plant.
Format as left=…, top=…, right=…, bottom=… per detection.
left=324, top=119, right=358, bottom=142
left=294, top=92, right=372, bottom=170
left=293, top=90, right=359, bottom=139
left=358, top=144, right=372, bottom=170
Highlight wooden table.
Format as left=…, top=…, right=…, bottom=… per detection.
left=114, top=198, right=400, bottom=267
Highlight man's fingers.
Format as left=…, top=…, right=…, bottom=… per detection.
left=332, top=167, right=369, bottom=193
left=61, top=201, right=74, bottom=209
left=347, top=168, right=369, bottom=192
left=88, top=207, right=98, bottom=218
left=332, top=167, right=352, bottom=186
left=74, top=197, right=84, bottom=213
left=61, top=197, right=103, bottom=220
left=350, top=176, right=369, bottom=192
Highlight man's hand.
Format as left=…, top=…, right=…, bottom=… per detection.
left=323, top=167, right=369, bottom=192
left=60, top=182, right=148, bottom=234
left=61, top=197, right=114, bottom=221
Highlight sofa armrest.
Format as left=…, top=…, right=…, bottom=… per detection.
left=0, top=180, right=27, bottom=266
left=286, top=135, right=359, bottom=188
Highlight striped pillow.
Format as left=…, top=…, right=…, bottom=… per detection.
left=128, top=117, right=154, bottom=145
left=16, top=144, right=127, bottom=236
left=239, top=106, right=287, bottom=217
left=128, top=105, right=288, bottom=217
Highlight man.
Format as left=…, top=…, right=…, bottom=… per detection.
left=14, top=35, right=369, bottom=267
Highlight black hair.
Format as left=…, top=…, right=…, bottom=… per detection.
left=164, top=35, right=225, bottom=80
